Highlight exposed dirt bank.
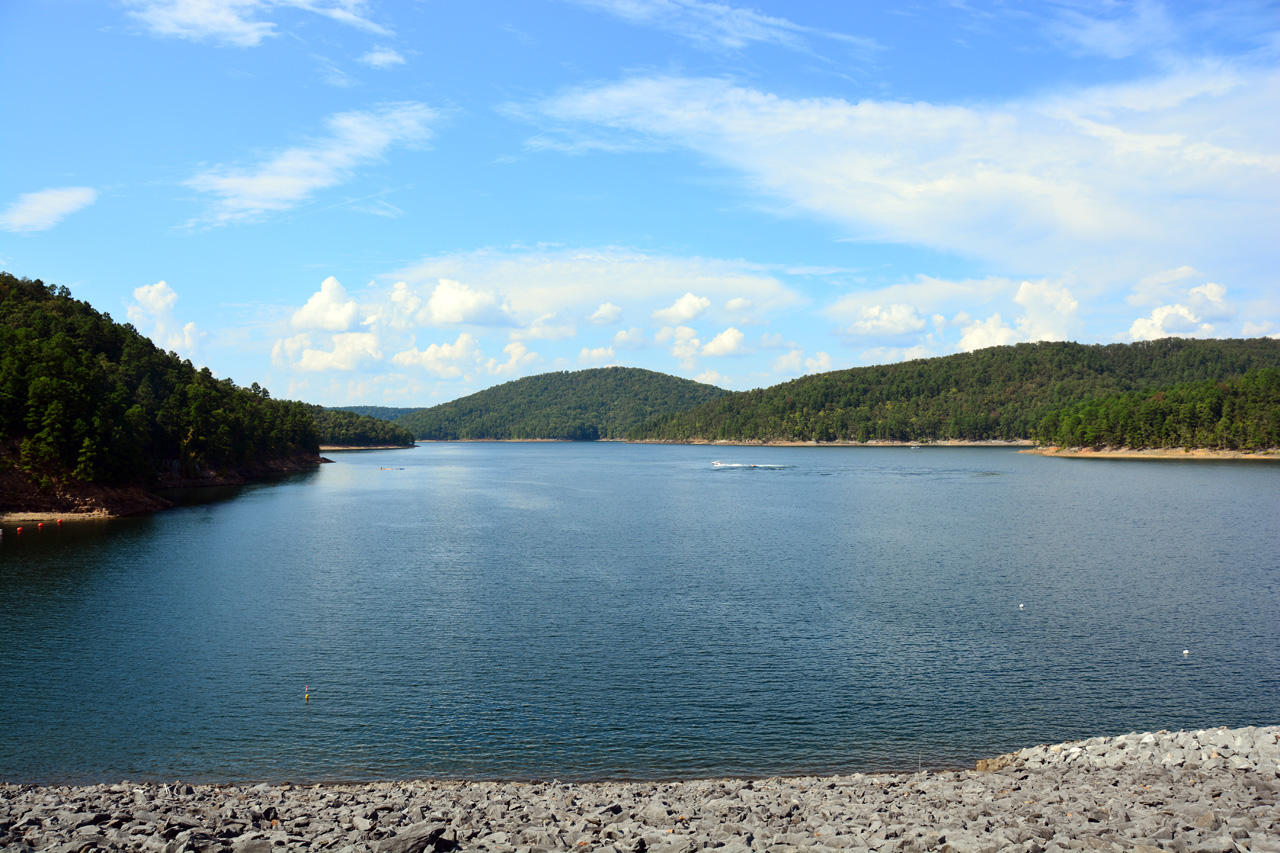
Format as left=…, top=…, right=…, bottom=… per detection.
left=1023, top=446, right=1280, bottom=461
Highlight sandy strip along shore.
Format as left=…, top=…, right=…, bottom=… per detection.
left=3, top=725, right=1276, bottom=852
left=1020, top=447, right=1280, bottom=461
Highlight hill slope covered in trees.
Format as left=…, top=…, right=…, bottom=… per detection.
left=628, top=338, right=1280, bottom=445
left=310, top=406, right=416, bottom=448
left=328, top=405, right=420, bottom=422
left=1, top=273, right=325, bottom=514
left=396, top=367, right=728, bottom=440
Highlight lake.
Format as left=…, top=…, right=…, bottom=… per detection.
left=1, top=443, right=1277, bottom=784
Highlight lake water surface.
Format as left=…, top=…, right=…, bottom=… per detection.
left=1, top=443, right=1277, bottom=784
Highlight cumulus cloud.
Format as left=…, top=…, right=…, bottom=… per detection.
left=652, top=292, right=711, bottom=324
left=579, top=345, right=614, bottom=364
left=655, top=325, right=700, bottom=368
left=186, top=102, right=435, bottom=225
left=701, top=326, right=744, bottom=356
left=291, top=276, right=358, bottom=331
left=958, top=314, right=1021, bottom=351
left=843, top=304, right=926, bottom=336
left=425, top=278, right=512, bottom=326
left=274, top=330, right=381, bottom=372
left=589, top=302, right=622, bottom=324
left=772, top=348, right=803, bottom=374
left=358, top=46, right=405, bottom=68
left=487, top=340, right=539, bottom=375
left=127, top=280, right=204, bottom=357
left=1012, top=280, right=1079, bottom=341
left=614, top=327, right=645, bottom=347
left=391, top=332, right=481, bottom=377
left=694, top=369, right=726, bottom=386
left=1128, top=280, right=1234, bottom=341
left=1, top=187, right=97, bottom=233
left=126, top=0, right=390, bottom=48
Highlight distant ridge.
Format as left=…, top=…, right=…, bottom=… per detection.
left=328, top=405, right=420, bottom=422
left=395, top=367, right=728, bottom=441
left=628, top=338, right=1280, bottom=445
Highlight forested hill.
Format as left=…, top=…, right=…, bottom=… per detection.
left=1, top=273, right=324, bottom=513
left=395, top=367, right=728, bottom=440
left=328, top=405, right=419, bottom=422
left=628, top=338, right=1280, bottom=445
left=310, top=406, right=416, bottom=447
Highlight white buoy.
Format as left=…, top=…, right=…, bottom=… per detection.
left=1183, top=649, right=1190, bottom=656
left=1019, top=603, right=1024, bottom=610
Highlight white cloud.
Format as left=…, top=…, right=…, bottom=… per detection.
left=1242, top=320, right=1276, bottom=337
left=425, top=278, right=511, bottom=326
left=513, top=312, right=576, bottom=341
left=186, top=102, right=435, bottom=225
left=1127, top=265, right=1201, bottom=306
left=843, top=303, right=926, bottom=336
left=0, top=187, right=97, bottom=233
left=1046, top=0, right=1176, bottom=59
left=805, top=352, right=833, bottom=373
left=694, top=369, right=726, bottom=386
left=529, top=69, right=1280, bottom=292
left=958, top=314, right=1021, bottom=352
left=653, top=292, right=711, bottom=324
left=772, top=348, right=803, bottom=374
left=1012, top=280, right=1079, bottom=341
left=126, top=280, right=205, bottom=357
left=391, top=332, right=481, bottom=377
left=275, top=330, right=381, bottom=372
left=487, top=340, right=540, bottom=375
left=614, top=326, right=645, bottom=347
left=701, top=326, right=744, bottom=356
left=126, top=0, right=389, bottom=48
left=291, top=275, right=358, bottom=331
left=655, top=325, right=700, bottom=368
left=567, top=0, right=876, bottom=53
left=589, top=302, right=622, bottom=324
left=390, top=247, right=802, bottom=322
left=579, top=345, right=615, bottom=364
left=1127, top=280, right=1235, bottom=341
left=358, top=46, right=405, bottom=68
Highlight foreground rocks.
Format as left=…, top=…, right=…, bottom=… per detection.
left=3, top=726, right=1276, bottom=853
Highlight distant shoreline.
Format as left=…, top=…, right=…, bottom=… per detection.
left=1022, top=446, right=1280, bottom=461
left=319, top=444, right=416, bottom=451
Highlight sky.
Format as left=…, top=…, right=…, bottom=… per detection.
left=2, top=1, right=1278, bottom=407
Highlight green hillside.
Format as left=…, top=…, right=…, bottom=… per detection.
left=628, top=338, right=1280, bottom=444
left=1037, top=367, right=1280, bottom=451
left=396, top=367, right=728, bottom=440
left=328, top=405, right=420, bottom=421
left=311, top=406, right=416, bottom=447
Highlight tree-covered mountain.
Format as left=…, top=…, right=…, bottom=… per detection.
left=310, top=406, right=416, bottom=447
left=395, top=367, right=728, bottom=440
left=628, top=338, right=1280, bottom=445
left=328, top=405, right=420, bottom=421
left=1, top=273, right=323, bottom=512
left=1036, top=367, right=1280, bottom=451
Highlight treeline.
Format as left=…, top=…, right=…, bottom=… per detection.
left=311, top=406, right=416, bottom=447
left=1, top=272, right=319, bottom=489
left=396, top=367, right=727, bottom=440
left=1037, top=368, right=1280, bottom=450
left=328, top=405, right=419, bottom=422
left=629, top=338, right=1280, bottom=444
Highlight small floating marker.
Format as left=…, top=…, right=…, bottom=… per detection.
left=15, top=527, right=21, bottom=534
left=1019, top=603, right=1024, bottom=610
left=304, top=684, right=310, bottom=703
left=57, top=519, right=62, bottom=525
left=38, top=522, right=43, bottom=530
left=1183, top=649, right=1190, bottom=656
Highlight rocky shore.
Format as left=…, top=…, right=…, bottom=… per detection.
left=3, top=726, right=1276, bottom=853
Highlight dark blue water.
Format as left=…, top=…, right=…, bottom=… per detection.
left=1, top=444, right=1277, bottom=784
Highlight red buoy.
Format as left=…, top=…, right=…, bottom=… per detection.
left=57, top=519, right=63, bottom=525
left=15, top=527, right=22, bottom=534
left=38, top=522, right=44, bottom=529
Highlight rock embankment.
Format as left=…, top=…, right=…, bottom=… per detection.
left=2, top=725, right=1276, bottom=853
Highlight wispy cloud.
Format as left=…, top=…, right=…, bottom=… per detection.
left=126, top=0, right=390, bottom=48
left=566, top=0, right=877, bottom=53
left=525, top=67, right=1280, bottom=291
left=358, top=46, right=406, bottom=68
left=185, top=102, right=435, bottom=225
left=0, top=187, right=97, bottom=233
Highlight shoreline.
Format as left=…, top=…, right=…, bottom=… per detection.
left=1023, top=445, right=1280, bottom=461
left=4, top=725, right=1275, bottom=852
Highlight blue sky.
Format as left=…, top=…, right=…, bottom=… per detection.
left=2, top=1, right=1277, bottom=406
